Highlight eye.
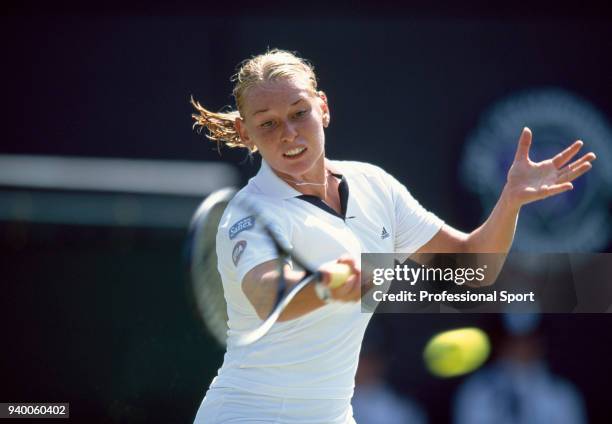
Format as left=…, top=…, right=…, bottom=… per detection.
left=294, top=109, right=309, bottom=119
left=260, top=120, right=275, bottom=129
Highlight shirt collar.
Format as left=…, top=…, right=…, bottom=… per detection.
left=251, top=159, right=344, bottom=200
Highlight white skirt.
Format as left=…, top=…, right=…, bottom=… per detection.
left=194, top=387, right=356, bottom=424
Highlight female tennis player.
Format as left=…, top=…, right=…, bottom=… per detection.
left=190, top=49, right=595, bottom=423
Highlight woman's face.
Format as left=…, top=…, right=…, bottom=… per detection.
left=235, top=77, right=329, bottom=180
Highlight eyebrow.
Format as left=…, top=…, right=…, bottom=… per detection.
left=252, top=98, right=306, bottom=117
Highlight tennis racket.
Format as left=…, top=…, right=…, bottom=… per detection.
left=187, top=187, right=353, bottom=347
left=187, top=187, right=237, bottom=346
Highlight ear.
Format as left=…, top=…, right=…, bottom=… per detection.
left=318, top=90, right=330, bottom=128
left=234, top=117, right=255, bottom=151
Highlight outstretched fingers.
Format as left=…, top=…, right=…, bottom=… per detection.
left=558, top=161, right=594, bottom=183
left=558, top=152, right=596, bottom=181
left=552, top=140, right=584, bottom=168
left=569, top=152, right=596, bottom=170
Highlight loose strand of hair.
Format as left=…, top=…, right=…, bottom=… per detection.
left=190, top=96, right=247, bottom=151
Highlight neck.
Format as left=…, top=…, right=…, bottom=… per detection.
left=274, top=157, right=330, bottom=199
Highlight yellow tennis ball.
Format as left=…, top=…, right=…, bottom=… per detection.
left=423, top=327, right=490, bottom=378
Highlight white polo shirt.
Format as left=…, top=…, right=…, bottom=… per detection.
left=210, top=159, right=444, bottom=400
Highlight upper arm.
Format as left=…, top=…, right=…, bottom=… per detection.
left=241, top=259, right=282, bottom=320
left=416, top=224, right=468, bottom=254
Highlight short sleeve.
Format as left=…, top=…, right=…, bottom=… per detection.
left=216, top=196, right=293, bottom=286
left=384, top=171, right=444, bottom=253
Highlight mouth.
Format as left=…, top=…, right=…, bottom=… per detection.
left=283, top=146, right=307, bottom=159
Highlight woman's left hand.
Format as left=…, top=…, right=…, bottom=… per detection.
left=504, top=127, right=596, bottom=209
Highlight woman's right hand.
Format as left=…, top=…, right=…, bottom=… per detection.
left=319, top=255, right=362, bottom=302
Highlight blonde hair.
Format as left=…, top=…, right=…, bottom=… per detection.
left=191, top=49, right=319, bottom=152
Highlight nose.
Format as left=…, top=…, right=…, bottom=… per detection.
left=280, top=121, right=298, bottom=143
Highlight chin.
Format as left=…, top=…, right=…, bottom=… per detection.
left=278, top=153, right=314, bottom=172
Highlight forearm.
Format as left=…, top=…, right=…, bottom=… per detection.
left=242, top=265, right=325, bottom=322
left=243, top=258, right=360, bottom=321
left=269, top=268, right=328, bottom=322
left=464, top=185, right=521, bottom=254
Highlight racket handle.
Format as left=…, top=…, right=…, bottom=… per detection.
left=326, top=263, right=353, bottom=289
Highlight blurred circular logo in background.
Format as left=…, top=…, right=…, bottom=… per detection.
left=460, top=88, right=611, bottom=253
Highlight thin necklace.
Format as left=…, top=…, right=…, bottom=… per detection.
left=281, top=170, right=331, bottom=187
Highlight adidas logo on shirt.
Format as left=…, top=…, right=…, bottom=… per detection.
left=381, top=227, right=390, bottom=239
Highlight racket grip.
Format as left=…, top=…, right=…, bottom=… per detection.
left=326, top=263, right=353, bottom=289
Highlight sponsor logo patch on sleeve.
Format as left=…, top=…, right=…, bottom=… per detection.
left=232, top=240, right=247, bottom=266
left=229, top=216, right=255, bottom=239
